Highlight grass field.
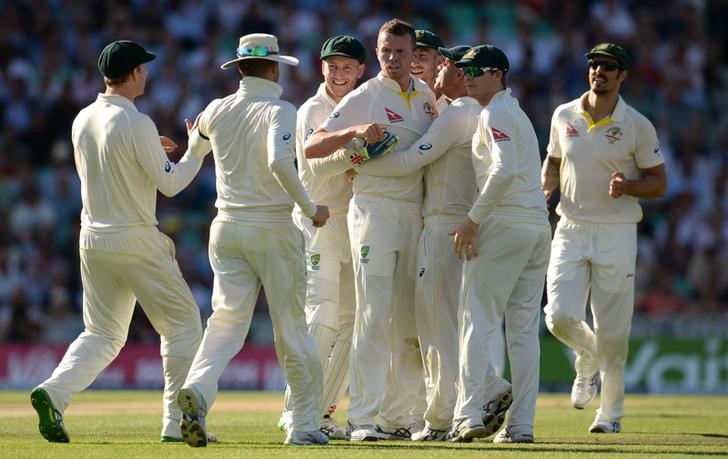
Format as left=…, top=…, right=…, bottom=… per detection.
left=2, top=391, right=727, bottom=458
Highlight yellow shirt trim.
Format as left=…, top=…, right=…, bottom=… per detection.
left=580, top=110, right=612, bottom=132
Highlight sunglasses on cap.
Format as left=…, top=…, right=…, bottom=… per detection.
left=237, top=44, right=277, bottom=58
left=587, top=59, right=620, bottom=71
left=462, top=67, right=500, bottom=78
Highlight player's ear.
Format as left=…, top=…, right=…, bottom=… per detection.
left=356, top=64, right=365, bottom=80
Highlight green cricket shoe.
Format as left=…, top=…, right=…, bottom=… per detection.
left=30, top=387, right=69, bottom=443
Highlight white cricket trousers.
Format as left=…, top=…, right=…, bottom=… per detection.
left=347, top=194, right=425, bottom=427
left=416, top=216, right=508, bottom=430
left=183, top=214, right=323, bottom=432
left=544, top=220, right=636, bottom=422
left=286, top=212, right=355, bottom=418
left=39, top=227, right=202, bottom=438
left=453, top=217, right=550, bottom=433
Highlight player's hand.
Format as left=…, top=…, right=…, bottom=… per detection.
left=351, top=123, right=385, bottom=145
left=346, top=169, right=357, bottom=182
left=449, top=217, right=480, bottom=260
left=311, top=205, right=330, bottom=228
left=160, top=136, right=178, bottom=153
left=542, top=186, right=552, bottom=207
left=609, top=171, right=626, bottom=198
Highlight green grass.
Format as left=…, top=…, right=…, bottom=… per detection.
left=2, top=391, right=727, bottom=458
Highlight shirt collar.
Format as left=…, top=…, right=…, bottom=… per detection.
left=315, top=82, right=337, bottom=107
left=238, top=76, right=283, bottom=99
left=97, top=93, right=138, bottom=111
left=377, top=72, right=414, bottom=93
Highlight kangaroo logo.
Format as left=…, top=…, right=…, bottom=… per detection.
left=360, top=245, right=370, bottom=263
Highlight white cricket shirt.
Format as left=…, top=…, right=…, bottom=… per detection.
left=189, top=77, right=316, bottom=219
left=72, top=93, right=203, bottom=232
left=468, top=89, right=549, bottom=226
left=320, top=72, right=437, bottom=203
left=295, top=83, right=352, bottom=217
left=547, top=93, right=664, bottom=224
left=355, top=96, right=481, bottom=219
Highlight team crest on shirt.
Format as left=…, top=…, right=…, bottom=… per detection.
left=385, top=108, right=404, bottom=123
left=164, top=161, right=172, bottom=173
left=360, top=245, right=370, bottom=263
left=605, top=127, right=623, bottom=144
left=565, top=122, right=579, bottom=137
left=491, top=127, right=511, bottom=142
left=423, top=102, right=437, bottom=119
left=305, top=127, right=314, bottom=140
left=310, top=253, right=321, bottom=271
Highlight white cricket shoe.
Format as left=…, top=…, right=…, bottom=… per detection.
left=376, top=421, right=423, bottom=440
left=493, top=426, right=534, bottom=443
left=285, top=429, right=329, bottom=445
left=347, top=422, right=384, bottom=441
left=589, top=420, right=621, bottom=433
left=411, top=426, right=448, bottom=441
left=446, top=420, right=487, bottom=443
left=482, top=385, right=513, bottom=437
left=177, top=388, right=208, bottom=448
left=320, top=415, right=347, bottom=440
left=277, top=410, right=292, bottom=432
left=571, top=372, right=599, bottom=409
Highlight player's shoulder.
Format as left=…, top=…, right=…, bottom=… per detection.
left=553, top=98, right=580, bottom=117
left=445, top=97, right=481, bottom=119
left=621, top=100, right=655, bottom=131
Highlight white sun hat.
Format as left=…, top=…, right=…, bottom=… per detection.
left=221, top=33, right=299, bottom=69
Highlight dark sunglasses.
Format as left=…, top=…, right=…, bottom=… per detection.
left=463, top=66, right=499, bottom=78
left=588, top=59, right=620, bottom=71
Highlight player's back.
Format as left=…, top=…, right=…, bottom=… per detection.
left=201, top=78, right=298, bottom=217
left=72, top=94, right=159, bottom=230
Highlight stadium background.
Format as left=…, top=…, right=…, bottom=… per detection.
left=0, top=0, right=726, bottom=394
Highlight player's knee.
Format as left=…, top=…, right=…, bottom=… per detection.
left=544, top=309, right=577, bottom=338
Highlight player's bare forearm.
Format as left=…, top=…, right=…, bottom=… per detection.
left=541, top=155, right=561, bottom=199
left=610, top=164, right=667, bottom=199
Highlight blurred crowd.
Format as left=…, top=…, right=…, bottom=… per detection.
left=1, top=0, right=727, bottom=344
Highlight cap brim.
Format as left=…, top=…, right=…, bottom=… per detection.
left=437, top=47, right=458, bottom=60
left=321, top=52, right=361, bottom=62
left=585, top=51, right=625, bottom=67
left=143, top=51, right=157, bottom=63
left=221, top=54, right=299, bottom=69
left=454, top=58, right=476, bottom=67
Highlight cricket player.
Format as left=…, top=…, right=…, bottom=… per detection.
left=175, top=33, right=330, bottom=447
left=305, top=18, right=436, bottom=441
left=278, top=35, right=367, bottom=440
left=30, top=40, right=205, bottom=443
left=448, top=45, right=551, bottom=444
left=542, top=43, right=667, bottom=434
left=347, top=44, right=478, bottom=441
left=411, top=30, right=447, bottom=113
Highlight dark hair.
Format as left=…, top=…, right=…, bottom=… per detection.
left=379, top=18, right=416, bottom=50
left=237, top=59, right=276, bottom=77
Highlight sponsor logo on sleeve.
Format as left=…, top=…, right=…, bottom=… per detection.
left=385, top=108, right=404, bottom=123
left=654, top=144, right=661, bottom=155
left=491, top=127, right=511, bottom=142
left=282, top=132, right=292, bottom=142
left=164, top=161, right=172, bottom=173
left=305, top=128, right=314, bottom=140
left=330, top=111, right=341, bottom=119
left=418, top=143, right=432, bottom=152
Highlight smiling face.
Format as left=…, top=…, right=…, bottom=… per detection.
left=588, top=56, right=626, bottom=95
left=322, top=55, right=364, bottom=102
left=411, top=47, right=442, bottom=90
left=376, top=31, right=415, bottom=90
